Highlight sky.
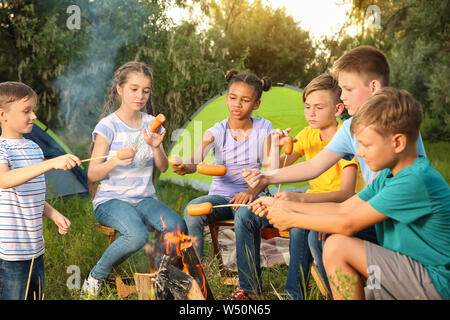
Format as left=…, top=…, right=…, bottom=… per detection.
left=263, top=0, right=353, bottom=39
left=167, top=0, right=355, bottom=40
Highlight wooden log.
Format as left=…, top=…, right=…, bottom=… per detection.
left=180, top=243, right=214, bottom=300
left=158, top=265, right=205, bottom=300
left=134, top=272, right=157, bottom=300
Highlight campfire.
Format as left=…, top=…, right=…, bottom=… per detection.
left=134, top=226, right=214, bottom=300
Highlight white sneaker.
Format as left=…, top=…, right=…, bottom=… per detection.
left=80, top=273, right=103, bottom=298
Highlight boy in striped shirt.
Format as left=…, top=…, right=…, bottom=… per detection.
left=0, top=82, right=81, bottom=300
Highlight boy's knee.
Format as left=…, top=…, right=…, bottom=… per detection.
left=323, top=234, right=348, bottom=265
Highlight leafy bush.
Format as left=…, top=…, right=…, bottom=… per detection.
left=421, top=115, right=450, bottom=143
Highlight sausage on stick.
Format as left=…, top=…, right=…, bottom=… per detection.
left=148, top=113, right=166, bottom=133
left=277, top=136, right=294, bottom=193
left=196, top=163, right=242, bottom=176
left=168, top=155, right=183, bottom=166
left=81, top=147, right=135, bottom=163
left=186, top=202, right=250, bottom=216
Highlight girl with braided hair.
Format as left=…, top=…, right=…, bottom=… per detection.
left=172, top=69, right=275, bottom=299
left=81, top=61, right=187, bottom=296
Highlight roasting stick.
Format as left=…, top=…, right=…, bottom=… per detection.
left=213, top=203, right=248, bottom=208
left=24, top=255, right=35, bottom=300
left=168, top=157, right=243, bottom=175
left=187, top=202, right=274, bottom=216
left=277, top=156, right=289, bottom=194
left=81, top=147, right=136, bottom=163
left=277, top=136, right=294, bottom=193
left=81, top=154, right=112, bottom=163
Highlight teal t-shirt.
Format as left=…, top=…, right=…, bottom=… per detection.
left=358, top=157, right=450, bottom=299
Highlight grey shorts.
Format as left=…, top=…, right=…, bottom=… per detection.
left=364, top=241, right=443, bottom=300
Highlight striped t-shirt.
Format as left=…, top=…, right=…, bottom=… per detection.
left=92, top=112, right=163, bottom=210
left=0, top=138, right=46, bottom=261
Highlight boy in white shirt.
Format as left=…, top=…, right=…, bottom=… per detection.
left=0, top=81, right=80, bottom=300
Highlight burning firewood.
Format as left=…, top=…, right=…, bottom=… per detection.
left=179, top=242, right=214, bottom=300
left=134, top=227, right=214, bottom=300
left=157, top=265, right=205, bottom=300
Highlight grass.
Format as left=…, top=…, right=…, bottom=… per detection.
left=41, top=140, right=450, bottom=300
left=424, top=141, right=450, bottom=184
left=43, top=180, right=323, bottom=300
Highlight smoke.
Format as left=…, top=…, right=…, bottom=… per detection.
left=52, top=0, right=150, bottom=140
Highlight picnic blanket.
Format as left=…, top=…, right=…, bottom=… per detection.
left=205, top=226, right=291, bottom=272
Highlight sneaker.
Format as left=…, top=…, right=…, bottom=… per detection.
left=80, top=273, right=103, bottom=298
left=229, top=287, right=253, bottom=300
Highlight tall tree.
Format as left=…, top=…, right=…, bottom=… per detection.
left=329, top=0, right=449, bottom=140
left=200, top=0, right=319, bottom=87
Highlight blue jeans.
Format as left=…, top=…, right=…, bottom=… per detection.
left=0, top=255, right=45, bottom=300
left=307, top=231, right=332, bottom=295
left=235, top=210, right=312, bottom=299
left=184, top=195, right=272, bottom=295
left=308, top=226, right=378, bottom=298
left=285, top=228, right=312, bottom=299
left=91, top=198, right=187, bottom=280
left=183, top=195, right=236, bottom=260
left=233, top=205, right=271, bottom=296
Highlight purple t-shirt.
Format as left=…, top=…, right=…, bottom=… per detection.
left=207, top=117, right=273, bottom=199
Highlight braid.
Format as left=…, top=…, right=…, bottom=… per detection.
left=225, top=69, right=272, bottom=100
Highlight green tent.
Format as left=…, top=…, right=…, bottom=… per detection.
left=159, top=84, right=312, bottom=193
left=0, top=120, right=88, bottom=198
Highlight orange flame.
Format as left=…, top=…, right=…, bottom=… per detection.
left=196, top=264, right=207, bottom=298
left=160, top=216, right=206, bottom=298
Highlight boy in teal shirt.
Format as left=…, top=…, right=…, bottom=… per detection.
left=248, top=87, right=449, bottom=299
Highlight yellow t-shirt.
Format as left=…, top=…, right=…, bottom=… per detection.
left=293, top=125, right=365, bottom=194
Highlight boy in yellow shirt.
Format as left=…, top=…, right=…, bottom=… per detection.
left=276, top=75, right=373, bottom=297
left=233, top=74, right=367, bottom=300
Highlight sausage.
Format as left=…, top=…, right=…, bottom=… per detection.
left=148, top=113, right=166, bottom=132
left=196, top=163, right=227, bottom=176
left=283, top=137, right=294, bottom=155
left=116, top=147, right=135, bottom=160
left=186, top=202, right=213, bottom=216
left=168, top=155, right=182, bottom=166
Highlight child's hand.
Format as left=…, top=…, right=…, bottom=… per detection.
left=264, top=207, right=292, bottom=231
left=229, top=189, right=256, bottom=210
left=143, top=128, right=166, bottom=149
left=51, top=154, right=81, bottom=171
left=113, top=146, right=136, bottom=167
left=248, top=196, right=276, bottom=217
left=52, top=212, right=71, bottom=235
left=275, top=191, right=305, bottom=202
left=271, top=128, right=297, bottom=148
left=172, top=162, right=188, bottom=175
left=242, top=168, right=265, bottom=189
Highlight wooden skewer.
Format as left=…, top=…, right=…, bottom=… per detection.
left=277, top=156, right=288, bottom=193
left=81, top=154, right=113, bottom=163
left=212, top=204, right=249, bottom=208
left=24, top=255, right=35, bottom=300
